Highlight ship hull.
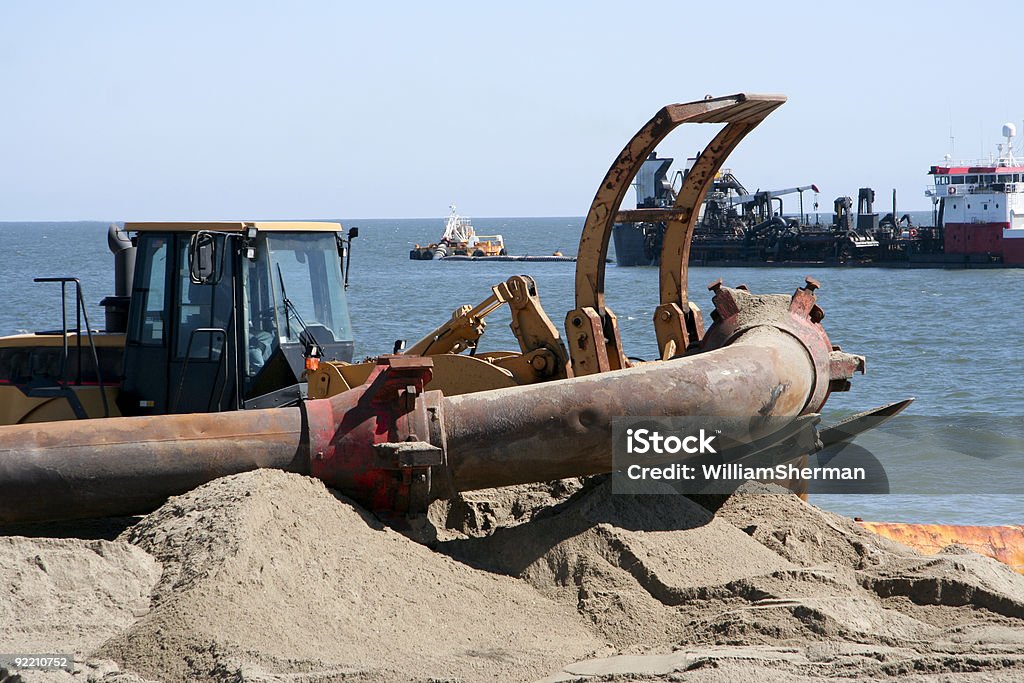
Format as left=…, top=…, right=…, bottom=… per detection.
left=944, top=222, right=1024, bottom=266
left=613, top=223, right=1024, bottom=268
left=612, top=223, right=658, bottom=267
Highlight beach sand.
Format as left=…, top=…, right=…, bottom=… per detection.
left=3, top=470, right=1023, bottom=682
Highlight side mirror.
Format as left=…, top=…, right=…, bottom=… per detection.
left=340, top=226, right=359, bottom=289
left=189, top=232, right=221, bottom=284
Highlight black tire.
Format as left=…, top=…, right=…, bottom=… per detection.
left=473, top=249, right=486, bottom=257
left=409, top=250, right=420, bottom=260
left=499, top=248, right=508, bottom=256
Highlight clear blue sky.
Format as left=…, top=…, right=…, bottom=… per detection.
left=1, top=1, right=1018, bottom=220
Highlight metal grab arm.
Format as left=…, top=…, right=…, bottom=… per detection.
left=569, top=93, right=787, bottom=374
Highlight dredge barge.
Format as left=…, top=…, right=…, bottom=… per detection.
left=614, top=125, right=1024, bottom=268
left=410, top=205, right=507, bottom=260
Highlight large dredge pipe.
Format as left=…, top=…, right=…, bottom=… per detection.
left=305, top=282, right=861, bottom=512
left=441, top=326, right=813, bottom=492
left=0, top=282, right=862, bottom=524
left=0, top=409, right=307, bottom=523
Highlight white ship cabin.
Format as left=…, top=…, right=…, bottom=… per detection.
left=929, top=123, right=1024, bottom=230
left=927, top=124, right=1024, bottom=263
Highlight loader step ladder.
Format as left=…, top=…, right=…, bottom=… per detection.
left=27, top=277, right=110, bottom=419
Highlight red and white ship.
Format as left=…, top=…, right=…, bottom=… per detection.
left=929, top=123, right=1024, bottom=265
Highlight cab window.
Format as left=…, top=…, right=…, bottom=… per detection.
left=129, top=235, right=169, bottom=346
left=175, top=235, right=233, bottom=359
left=266, top=233, right=352, bottom=346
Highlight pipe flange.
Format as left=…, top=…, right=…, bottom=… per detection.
left=307, top=356, right=449, bottom=515
left=697, top=280, right=863, bottom=414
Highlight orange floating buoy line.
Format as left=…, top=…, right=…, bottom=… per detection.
left=860, top=522, right=1024, bottom=574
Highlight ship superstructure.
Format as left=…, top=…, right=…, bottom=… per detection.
left=929, top=124, right=1024, bottom=265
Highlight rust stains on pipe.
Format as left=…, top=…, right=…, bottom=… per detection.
left=440, top=325, right=815, bottom=492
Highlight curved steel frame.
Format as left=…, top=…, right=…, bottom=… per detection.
left=567, top=93, right=787, bottom=373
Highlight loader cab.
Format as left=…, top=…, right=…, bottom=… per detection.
left=118, top=222, right=355, bottom=416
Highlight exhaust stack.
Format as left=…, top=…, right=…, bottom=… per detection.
left=99, top=223, right=136, bottom=333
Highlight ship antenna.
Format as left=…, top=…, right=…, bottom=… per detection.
left=948, top=107, right=954, bottom=160
left=1002, top=122, right=1017, bottom=165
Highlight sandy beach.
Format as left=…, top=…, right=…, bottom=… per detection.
left=3, top=470, right=1023, bottom=682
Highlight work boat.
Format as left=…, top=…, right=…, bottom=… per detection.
left=929, top=123, right=1024, bottom=265
left=409, top=205, right=506, bottom=260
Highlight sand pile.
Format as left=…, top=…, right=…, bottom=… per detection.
left=0, top=537, right=159, bottom=654
left=429, top=478, right=586, bottom=539
left=0, top=536, right=160, bottom=682
left=440, top=479, right=797, bottom=648
left=4, top=472, right=1024, bottom=682
left=96, top=470, right=603, bottom=682
left=441, top=479, right=1024, bottom=680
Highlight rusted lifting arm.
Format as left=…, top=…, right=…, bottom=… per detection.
left=568, top=93, right=787, bottom=372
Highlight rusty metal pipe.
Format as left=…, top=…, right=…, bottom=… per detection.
left=0, top=409, right=307, bottom=523
left=304, top=283, right=855, bottom=510
left=439, top=325, right=814, bottom=492
left=0, top=284, right=855, bottom=525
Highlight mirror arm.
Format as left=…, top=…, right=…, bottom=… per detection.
left=341, top=227, right=358, bottom=290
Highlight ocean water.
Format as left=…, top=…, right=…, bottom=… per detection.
left=1, top=218, right=1021, bottom=525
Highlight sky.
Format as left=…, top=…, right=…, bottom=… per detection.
left=0, top=1, right=1019, bottom=220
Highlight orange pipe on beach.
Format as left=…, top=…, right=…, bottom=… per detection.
left=860, top=522, right=1024, bottom=574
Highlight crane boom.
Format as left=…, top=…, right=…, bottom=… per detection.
left=731, top=184, right=819, bottom=205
